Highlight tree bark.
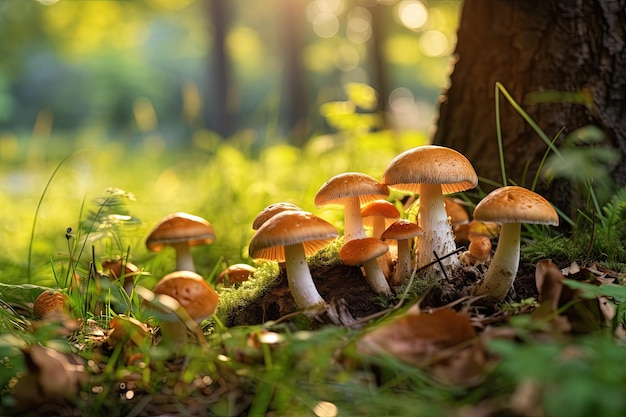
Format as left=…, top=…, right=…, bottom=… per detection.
left=434, top=0, right=626, bottom=209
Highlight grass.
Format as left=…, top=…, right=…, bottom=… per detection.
left=1, top=83, right=626, bottom=416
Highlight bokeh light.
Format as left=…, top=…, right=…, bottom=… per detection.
left=346, top=7, right=372, bottom=44
left=397, top=1, right=428, bottom=31
left=312, top=12, right=340, bottom=38
left=419, top=30, right=450, bottom=57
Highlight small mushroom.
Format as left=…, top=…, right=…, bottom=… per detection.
left=108, top=315, right=151, bottom=350
left=248, top=210, right=338, bottom=312
left=340, top=237, right=392, bottom=296
left=470, top=186, right=558, bottom=303
left=216, top=263, right=257, bottom=286
left=381, top=220, right=424, bottom=286
left=153, top=270, right=219, bottom=323
left=102, top=259, right=141, bottom=295
left=360, top=199, right=401, bottom=278
left=382, top=145, right=478, bottom=275
left=360, top=199, right=401, bottom=239
left=33, top=290, right=69, bottom=319
left=315, top=172, right=389, bottom=242
left=459, top=235, right=492, bottom=266
left=146, top=212, right=215, bottom=272
left=149, top=270, right=219, bottom=348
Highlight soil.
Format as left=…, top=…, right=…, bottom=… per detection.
left=225, top=259, right=542, bottom=327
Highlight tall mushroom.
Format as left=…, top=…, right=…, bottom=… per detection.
left=381, top=220, right=424, bottom=287
left=381, top=145, right=478, bottom=275
left=146, top=212, right=215, bottom=272
left=339, top=237, right=392, bottom=296
left=248, top=210, right=338, bottom=312
left=315, top=172, right=389, bottom=242
left=470, top=186, right=558, bottom=303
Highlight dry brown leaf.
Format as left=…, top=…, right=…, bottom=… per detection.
left=11, top=345, right=88, bottom=410
left=357, top=308, right=485, bottom=385
left=534, top=259, right=608, bottom=334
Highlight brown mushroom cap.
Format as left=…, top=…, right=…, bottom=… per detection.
left=33, top=290, right=69, bottom=318
left=216, top=263, right=257, bottom=285
left=360, top=200, right=401, bottom=228
left=339, top=237, right=389, bottom=266
left=146, top=212, right=215, bottom=252
left=380, top=219, right=424, bottom=241
left=473, top=186, right=559, bottom=226
left=314, top=172, right=389, bottom=207
left=381, top=145, right=478, bottom=194
left=152, top=270, right=219, bottom=322
left=249, top=210, right=338, bottom=262
left=252, top=202, right=303, bottom=230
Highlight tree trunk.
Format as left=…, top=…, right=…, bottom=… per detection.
left=281, top=0, right=308, bottom=145
left=434, top=0, right=626, bottom=212
left=206, top=0, right=232, bottom=138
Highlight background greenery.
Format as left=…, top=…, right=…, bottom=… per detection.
left=0, top=0, right=456, bottom=287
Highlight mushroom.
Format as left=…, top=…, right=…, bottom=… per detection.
left=360, top=199, right=401, bottom=239
left=248, top=210, right=338, bottom=311
left=216, top=263, right=257, bottom=286
left=252, top=202, right=303, bottom=230
left=459, top=236, right=492, bottom=266
left=146, top=212, right=215, bottom=272
left=315, top=172, right=389, bottom=242
left=360, top=199, right=401, bottom=277
left=33, top=290, right=69, bottom=319
left=153, top=270, right=219, bottom=323
left=470, top=186, right=558, bottom=302
left=380, top=219, right=424, bottom=287
left=339, top=237, right=392, bottom=296
left=102, top=259, right=141, bottom=295
left=149, top=270, right=219, bottom=348
left=381, top=145, right=478, bottom=275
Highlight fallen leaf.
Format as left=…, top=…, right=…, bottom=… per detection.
left=11, top=345, right=88, bottom=410
left=357, top=308, right=485, bottom=385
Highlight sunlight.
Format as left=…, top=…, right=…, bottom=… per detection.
left=397, top=0, right=428, bottom=31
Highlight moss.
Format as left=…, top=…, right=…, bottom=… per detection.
left=214, top=261, right=280, bottom=325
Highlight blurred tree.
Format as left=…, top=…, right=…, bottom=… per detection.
left=206, top=0, right=232, bottom=138
left=434, top=0, right=626, bottom=202
left=280, top=0, right=308, bottom=145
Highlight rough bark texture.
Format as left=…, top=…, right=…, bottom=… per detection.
left=434, top=0, right=626, bottom=208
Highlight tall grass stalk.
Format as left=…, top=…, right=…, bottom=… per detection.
left=27, top=151, right=85, bottom=283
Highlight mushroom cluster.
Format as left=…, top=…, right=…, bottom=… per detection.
left=243, top=145, right=559, bottom=313
left=36, top=144, right=559, bottom=349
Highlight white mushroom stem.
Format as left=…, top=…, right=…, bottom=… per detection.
left=171, top=242, right=196, bottom=272
left=371, top=218, right=394, bottom=278
left=362, top=258, right=392, bottom=296
left=370, top=217, right=386, bottom=239
left=343, top=197, right=367, bottom=242
left=418, top=183, right=460, bottom=273
left=471, top=222, right=520, bottom=302
left=393, top=238, right=413, bottom=286
left=283, top=243, right=327, bottom=310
